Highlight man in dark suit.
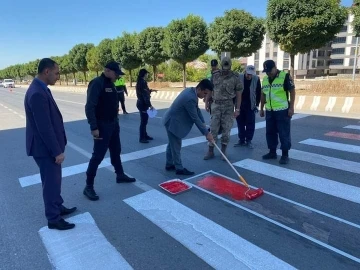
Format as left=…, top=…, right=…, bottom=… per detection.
left=162, top=79, right=214, bottom=175
left=24, top=58, right=76, bottom=230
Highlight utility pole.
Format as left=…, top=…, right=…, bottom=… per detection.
left=352, top=36, right=359, bottom=81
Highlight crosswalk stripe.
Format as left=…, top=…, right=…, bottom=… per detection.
left=299, top=139, right=360, bottom=154
left=233, top=159, right=360, bottom=205
left=124, top=189, right=296, bottom=270
left=38, top=212, right=133, bottom=270
left=18, top=114, right=310, bottom=187
left=343, top=125, right=360, bottom=131
left=325, top=131, right=360, bottom=141
left=276, top=149, right=360, bottom=174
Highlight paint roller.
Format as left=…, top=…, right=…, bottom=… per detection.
left=212, top=142, right=264, bottom=200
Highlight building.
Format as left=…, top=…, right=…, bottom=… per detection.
left=246, top=12, right=359, bottom=78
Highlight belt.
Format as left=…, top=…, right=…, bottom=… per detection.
left=213, top=99, right=233, bottom=104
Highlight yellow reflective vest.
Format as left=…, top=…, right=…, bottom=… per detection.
left=262, top=71, right=289, bottom=111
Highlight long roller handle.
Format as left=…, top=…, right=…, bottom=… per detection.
left=212, top=142, right=249, bottom=187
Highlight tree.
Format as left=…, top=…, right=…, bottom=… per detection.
left=86, top=47, right=102, bottom=76
left=26, top=59, right=40, bottom=77
left=137, top=27, right=168, bottom=82
left=60, top=54, right=77, bottom=85
left=97, top=38, right=114, bottom=67
left=352, top=0, right=360, bottom=37
left=208, top=9, right=265, bottom=59
left=163, top=14, right=209, bottom=87
left=266, top=0, right=348, bottom=78
left=112, top=32, right=142, bottom=87
left=69, top=43, right=94, bottom=84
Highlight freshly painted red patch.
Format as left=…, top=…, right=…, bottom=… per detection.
left=159, top=180, right=191, bottom=194
left=197, top=175, right=249, bottom=200
left=325, top=131, right=360, bottom=141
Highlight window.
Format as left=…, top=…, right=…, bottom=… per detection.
left=318, top=51, right=325, bottom=57
left=284, top=52, right=290, bottom=58
left=313, top=51, right=317, bottom=58
left=255, top=61, right=260, bottom=70
left=331, top=48, right=345, bottom=55
left=317, top=60, right=325, bottom=66
left=255, top=52, right=259, bottom=60
left=333, top=37, right=346, bottom=44
left=350, top=47, right=358, bottom=55
left=265, top=52, right=270, bottom=58
left=349, top=58, right=355, bottom=66
left=273, top=52, right=277, bottom=57
left=352, top=36, right=359, bottom=44
left=312, top=60, right=316, bottom=68
left=330, top=59, right=344, bottom=65
left=340, top=25, right=348, bottom=32
left=283, top=60, right=289, bottom=69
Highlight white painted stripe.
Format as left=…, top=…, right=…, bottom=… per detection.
left=124, top=190, right=295, bottom=270
left=300, top=139, right=360, bottom=154
left=38, top=212, right=133, bottom=270
left=56, top=98, right=85, bottom=105
left=344, top=125, right=360, bottom=131
left=325, top=97, right=337, bottom=112
left=19, top=114, right=309, bottom=187
left=295, top=95, right=306, bottom=110
left=183, top=173, right=360, bottom=264
left=310, top=96, right=321, bottom=111
left=234, top=159, right=360, bottom=205
left=188, top=170, right=360, bottom=230
left=342, top=97, right=354, bottom=113
left=276, top=149, right=360, bottom=175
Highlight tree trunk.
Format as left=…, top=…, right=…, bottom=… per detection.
left=65, top=74, right=68, bottom=85
left=72, top=72, right=76, bottom=85
left=182, top=62, right=186, bottom=88
left=96, top=71, right=99, bottom=76
left=152, top=65, right=156, bottom=82
left=129, top=69, right=133, bottom=87
left=290, top=54, right=295, bottom=79
left=83, top=71, right=87, bottom=85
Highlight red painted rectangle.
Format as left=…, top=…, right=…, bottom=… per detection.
left=325, top=131, right=360, bottom=141
left=159, top=179, right=191, bottom=195
left=196, top=175, right=249, bottom=200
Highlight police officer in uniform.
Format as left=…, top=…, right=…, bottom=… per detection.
left=84, top=61, right=136, bottom=201
left=114, top=76, right=128, bottom=114
left=260, top=59, right=296, bottom=165
left=204, top=57, right=243, bottom=160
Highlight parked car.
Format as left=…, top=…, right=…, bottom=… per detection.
left=3, top=79, right=15, bottom=88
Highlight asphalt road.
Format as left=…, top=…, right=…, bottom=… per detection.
left=0, top=86, right=360, bottom=270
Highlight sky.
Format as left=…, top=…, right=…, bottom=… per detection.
left=0, top=0, right=354, bottom=69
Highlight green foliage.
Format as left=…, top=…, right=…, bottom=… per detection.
left=266, top=0, right=347, bottom=55
left=137, top=27, right=168, bottom=81
left=231, top=59, right=245, bottom=73
left=112, top=32, right=142, bottom=71
left=86, top=46, right=101, bottom=73
left=208, top=9, right=266, bottom=58
left=60, top=54, right=77, bottom=75
left=26, top=59, right=40, bottom=77
left=69, top=43, right=94, bottom=73
left=352, top=0, right=360, bottom=37
left=97, top=38, right=114, bottom=67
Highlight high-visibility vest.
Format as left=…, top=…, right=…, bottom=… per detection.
left=114, top=77, right=125, bottom=87
left=262, top=71, right=289, bottom=111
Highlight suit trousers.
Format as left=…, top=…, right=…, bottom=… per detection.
left=265, top=109, right=291, bottom=151
left=86, top=120, right=124, bottom=186
left=33, top=156, right=63, bottom=223
left=165, top=129, right=183, bottom=170
left=236, top=107, right=256, bottom=143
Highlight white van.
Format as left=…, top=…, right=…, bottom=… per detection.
left=3, top=79, right=15, bottom=88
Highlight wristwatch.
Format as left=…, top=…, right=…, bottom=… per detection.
left=235, top=109, right=240, bottom=112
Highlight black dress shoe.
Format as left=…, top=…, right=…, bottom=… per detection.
left=165, top=165, right=176, bottom=171
left=176, top=168, right=195, bottom=175
left=116, top=174, right=136, bottom=183
left=48, top=218, right=75, bottom=230
left=145, top=135, right=153, bottom=140
left=60, top=206, right=77, bottom=216
left=83, top=186, right=99, bottom=201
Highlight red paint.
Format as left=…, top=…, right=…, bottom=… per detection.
left=159, top=180, right=191, bottom=194
left=325, top=131, right=360, bottom=141
left=197, top=175, right=249, bottom=200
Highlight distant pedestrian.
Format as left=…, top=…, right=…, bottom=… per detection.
left=234, top=65, right=261, bottom=148
left=84, top=61, right=136, bottom=201
left=260, top=60, right=296, bottom=164
left=136, top=68, right=156, bottom=143
left=163, top=79, right=214, bottom=175
left=114, top=76, right=128, bottom=114
left=24, top=58, right=76, bottom=230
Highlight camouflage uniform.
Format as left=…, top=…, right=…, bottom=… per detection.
left=204, top=57, right=243, bottom=160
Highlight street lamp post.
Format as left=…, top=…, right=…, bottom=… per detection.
left=352, top=36, right=359, bottom=81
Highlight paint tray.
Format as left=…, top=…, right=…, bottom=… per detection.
left=159, top=179, right=192, bottom=195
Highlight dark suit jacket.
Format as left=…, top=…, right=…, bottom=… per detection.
left=162, top=87, right=208, bottom=139
left=24, top=78, right=67, bottom=158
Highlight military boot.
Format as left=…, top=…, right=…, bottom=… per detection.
left=220, top=144, right=227, bottom=161
left=204, top=146, right=215, bottom=160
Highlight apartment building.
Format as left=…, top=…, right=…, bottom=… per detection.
left=246, top=13, right=358, bottom=78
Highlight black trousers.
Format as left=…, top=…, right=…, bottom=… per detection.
left=34, top=156, right=63, bottom=223
left=265, top=109, right=291, bottom=151
left=236, top=108, right=256, bottom=143
left=137, top=103, right=149, bottom=140
left=118, top=92, right=126, bottom=112
left=86, top=120, right=124, bottom=186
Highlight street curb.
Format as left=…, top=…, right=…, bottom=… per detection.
left=18, top=85, right=360, bottom=117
